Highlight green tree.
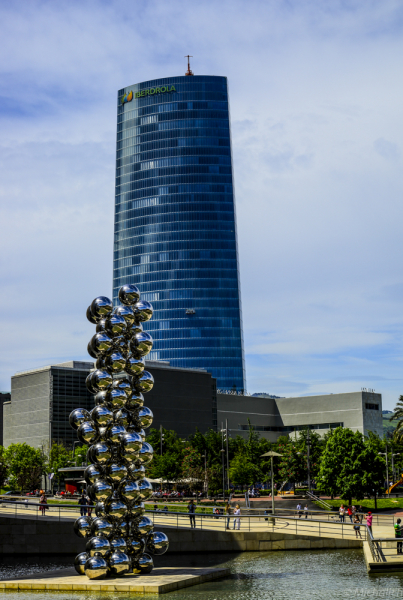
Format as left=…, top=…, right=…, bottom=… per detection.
left=318, top=427, right=385, bottom=505
left=390, top=396, right=403, bottom=442
left=277, top=440, right=306, bottom=490
left=5, top=443, right=45, bottom=491
left=73, top=445, right=88, bottom=467
left=48, top=443, right=71, bottom=492
left=0, top=446, right=9, bottom=489
left=181, top=446, right=204, bottom=489
left=229, top=452, right=260, bottom=490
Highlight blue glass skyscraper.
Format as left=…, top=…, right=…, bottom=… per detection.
left=113, top=74, right=246, bottom=391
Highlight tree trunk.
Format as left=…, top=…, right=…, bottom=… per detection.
left=374, top=494, right=378, bottom=510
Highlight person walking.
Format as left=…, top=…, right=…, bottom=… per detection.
left=395, top=518, right=403, bottom=554
left=233, top=504, right=241, bottom=530
left=353, top=515, right=362, bottom=539
left=339, top=505, right=345, bottom=523
left=347, top=506, right=353, bottom=523
left=304, top=504, right=309, bottom=519
left=365, top=511, right=373, bottom=536
left=79, top=493, right=87, bottom=517
left=296, top=502, right=302, bottom=518
left=188, top=500, right=196, bottom=529
left=39, top=493, right=48, bottom=516
left=86, top=496, right=94, bottom=517
left=225, top=502, right=231, bottom=529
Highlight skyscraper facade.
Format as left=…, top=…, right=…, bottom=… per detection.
left=113, top=74, right=246, bottom=391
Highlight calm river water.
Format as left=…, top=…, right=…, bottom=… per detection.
left=1, top=549, right=403, bottom=599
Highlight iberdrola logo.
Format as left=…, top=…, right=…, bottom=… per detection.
left=121, top=90, right=133, bottom=105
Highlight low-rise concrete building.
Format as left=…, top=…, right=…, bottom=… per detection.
left=217, top=391, right=383, bottom=441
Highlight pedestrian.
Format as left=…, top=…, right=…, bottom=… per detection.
left=225, top=502, right=231, bottom=529
left=395, top=518, right=403, bottom=554
left=365, top=511, right=373, bottom=536
left=78, top=493, right=87, bottom=517
left=86, top=496, right=93, bottom=517
left=188, top=500, right=196, bottom=529
left=358, top=505, right=364, bottom=523
left=297, top=502, right=302, bottom=518
left=39, top=494, right=48, bottom=516
left=347, top=506, right=353, bottom=523
left=339, top=505, right=345, bottom=523
left=233, top=504, right=241, bottom=530
left=353, top=515, right=362, bottom=539
left=304, top=504, right=308, bottom=519
left=352, top=505, right=356, bottom=517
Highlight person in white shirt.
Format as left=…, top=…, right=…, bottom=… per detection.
left=296, top=502, right=302, bottom=518
left=233, top=504, right=241, bottom=530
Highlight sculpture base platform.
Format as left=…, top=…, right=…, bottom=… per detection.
left=0, top=566, right=230, bottom=594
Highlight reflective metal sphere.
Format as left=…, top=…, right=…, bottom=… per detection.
left=125, top=356, right=145, bottom=378
left=95, top=355, right=107, bottom=371
left=105, top=494, right=128, bottom=522
left=133, top=300, right=153, bottom=322
left=138, top=442, right=153, bottom=466
left=91, top=517, right=114, bottom=538
left=74, top=516, right=93, bottom=539
left=95, top=501, right=107, bottom=518
left=118, top=479, right=140, bottom=505
left=114, top=305, right=135, bottom=327
left=94, top=390, right=111, bottom=407
left=110, top=536, right=128, bottom=552
left=84, top=464, right=104, bottom=486
left=111, top=335, right=129, bottom=355
left=90, top=333, right=114, bottom=356
left=91, top=405, right=114, bottom=428
left=115, top=517, right=131, bottom=538
left=78, top=421, right=99, bottom=445
left=134, top=372, right=154, bottom=394
left=74, top=552, right=89, bottom=575
left=113, top=408, right=132, bottom=428
left=90, top=296, right=113, bottom=322
left=105, top=462, right=128, bottom=485
left=130, top=501, right=145, bottom=519
left=137, top=479, right=154, bottom=502
left=112, top=378, right=133, bottom=399
left=85, top=371, right=97, bottom=394
left=86, top=306, right=97, bottom=325
left=109, top=389, right=128, bottom=410
left=108, top=550, right=131, bottom=577
left=147, top=531, right=169, bottom=556
left=105, top=314, right=127, bottom=337
left=126, top=536, right=145, bottom=557
left=126, top=392, right=144, bottom=411
left=90, top=441, right=113, bottom=466
left=84, top=554, right=110, bottom=579
left=91, top=369, right=113, bottom=392
left=69, top=408, right=90, bottom=431
left=136, top=515, right=153, bottom=536
left=105, top=351, right=126, bottom=374
left=119, top=284, right=140, bottom=306
left=105, top=423, right=126, bottom=446
left=96, top=318, right=107, bottom=333
left=87, top=341, right=98, bottom=359
left=92, top=479, right=113, bottom=503
left=138, top=406, right=154, bottom=429
left=130, top=332, right=153, bottom=358
left=120, top=432, right=142, bottom=459
left=132, top=553, right=153, bottom=574
left=86, top=536, right=111, bottom=558
left=127, top=463, right=146, bottom=481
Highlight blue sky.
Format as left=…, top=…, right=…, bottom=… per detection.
left=1, top=0, right=403, bottom=409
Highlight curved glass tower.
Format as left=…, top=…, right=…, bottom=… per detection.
left=113, top=75, right=246, bottom=391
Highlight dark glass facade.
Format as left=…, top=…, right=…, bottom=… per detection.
left=113, top=75, right=246, bottom=391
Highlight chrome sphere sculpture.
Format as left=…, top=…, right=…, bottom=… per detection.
left=71, top=285, right=168, bottom=578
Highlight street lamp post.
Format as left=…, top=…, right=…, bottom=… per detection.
left=220, top=449, right=225, bottom=500
left=261, top=451, right=282, bottom=516
left=391, top=453, right=400, bottom=485
left=306, top=433, right=311, bottom=493
left=202, top=453, right=207, bottom=496
left=379, top=446, right=390, bottom=496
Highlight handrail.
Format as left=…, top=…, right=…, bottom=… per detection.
left=306, top=491, right=332, bottom=510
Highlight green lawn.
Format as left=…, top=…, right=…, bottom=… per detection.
left=315, top=498, right=403, bottom=512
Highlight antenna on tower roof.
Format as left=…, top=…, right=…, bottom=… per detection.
left=184, top=55, right=194, bottom=76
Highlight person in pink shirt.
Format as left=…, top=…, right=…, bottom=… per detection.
left=365, top=511, right=373, bottom=535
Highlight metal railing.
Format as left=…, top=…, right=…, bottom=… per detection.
left=365, top=524, right=403, bottom=563
left=306, top=490, right=332, bottom=510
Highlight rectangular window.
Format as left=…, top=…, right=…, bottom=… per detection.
left=365, top=403, right=379, bottom=410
